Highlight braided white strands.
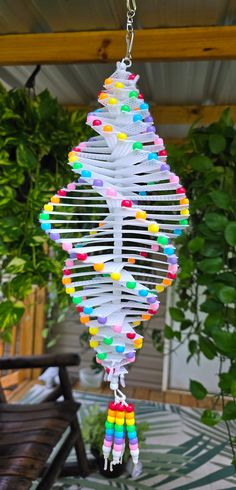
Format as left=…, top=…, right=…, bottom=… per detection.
left=40, top=61, right=189, bottom=393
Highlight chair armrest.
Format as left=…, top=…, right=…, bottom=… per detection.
left=0, top=353, right=80, bottom=370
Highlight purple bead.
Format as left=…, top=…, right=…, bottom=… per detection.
left=146, top=125, right=155, bottom=133
left=161, top=164, right=170, bottom=171
left=129, top=437, right=138, bottom=444
left=93, top=179, right=103, bottom=187
left=144, top=116, right=153, bottom=123
left=50, top=233, right=60, bottom=241
left=70, top=252, right=77, bottom=259
left=126, top=352, right=135, bottom=359
left=114, top=437, right=124, bottom=444
left=78, top=178, right=86, bottom=183
left=98, top=317, right=107, bottom=325
left=147, top=296, right=156, bottom=304
left=105, top=435, right=113, bottom=442
left=168, top=255, right=177, bottom=264
left=89, top=136, right=97, bottom=141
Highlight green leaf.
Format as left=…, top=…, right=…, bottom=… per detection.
left=209, top=134, right=226, bottom=154
left=201, top=409, right=221, bottom=426
left=200, top=299, right=224, bottom=314
left=224, top=222, right=236, bottom=246
left=212, top=330, right=236, bottom=354
left=209, top=190, right=231, bottom=210
left=190, top=379, right=208, bottom=400
left=198, top=257, right=223, bottom=274
left=189, top=155, right=213, bottom=172
left=164, top=325, right=174, bottom=339
left=204, top=213, right=228, bottom=231
left=0, top=300, right=25, bottom=332
left=6, top=257, right=26, bottom=274
left=199, top=335, right=216, bottom=360
left=222, top=401, right=236, bottom=421
left=231, top=380, right=236, bottom=398
left=188, top=236, right=204, bottom=253
left=217, top=285, right=236, bottom=304
left=218, top=373, right=233, bottom=392
left=16, top=144, right=38, bottom=169
left=169, top=307, right=185, bottom=322
left=204, top=313, right=224, bottom=334
left=201, top=241, right=223, bottom=257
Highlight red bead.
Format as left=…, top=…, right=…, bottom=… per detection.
left=72, top=147, right=81, bottom=152
left=128, top=73, right=136, bottom=80
left=121, top=200, right=132, bottom=208
left=138, top=93, right=144, bottom=99
left=76, top=306, right=83, bottom=312
left=77, top=253, right=88, bottom=261
left=106, top=368, right=110, bottom=374
left=63, top=269, right=71, bottom=275
left=167, top=272, right=176, bottom=279
left=148, top=309, right=156, bottom=315
left=116, top=403, right=125, bottom=412
left=176, top=187, right=186, bottom=194
left=126, top=333, right=136, bottom=340
left=140, top=251, right=148, bottom=257
left=126, top=403, right=134, bottom=413
left=109, top=401, right=117, bottom=410
left=158, top=150, right=167, bottom=156
left=58, top=189, right=66, bottom=196
left=92, top=119, right=102, bottom=126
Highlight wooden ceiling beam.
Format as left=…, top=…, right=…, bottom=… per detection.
left=64, top=104, right=236, bottom=125
left=1, top=26, right=236, bottom=65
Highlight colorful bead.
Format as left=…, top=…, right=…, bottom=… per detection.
left=116, top=345, right=125, bottom=353
left=132, top=142, right=143, bottom=150
left=117, top=132, right=127, bottom=140
left=103, top=125, right=113, bottom=132
left=136, top=210, right=146, bottom=219
left=126, top=281, right=136, bottom=289
left=148, top=223, right=159, bottom=233
left=103, top=337, right=113, bottom=345
left=108, top=98, right=117, bottom=105
left=111, top=272, right=121, bottom=280
left=129, top=90, right=139, bottom=98
left=97, top=352, right=107, bottom=360
left=92, top=119, right=102, bottom=126
left=121, top=105, right=131, bottom=112
left=121, top=200, right=132, bottom=208
left=157, top=236, right=168, bottom=245
left=133, top=114, right=142, bottom=122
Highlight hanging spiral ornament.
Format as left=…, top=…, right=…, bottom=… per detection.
left=39, top=0, right=189, bottom=470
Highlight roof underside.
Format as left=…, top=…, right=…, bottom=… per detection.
left=0, top=0, right=236, bottom=137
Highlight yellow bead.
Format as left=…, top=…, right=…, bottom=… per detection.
left=65, top=287, right=75, bottom=294
left=115, top=418, right=124, bottom=425
left=180, top=209, right=189, bottom=215
left=89, top=327, right=99, bottom=336
left=105, top=78, right=113, bottom=85
left=69, top=155, right=78, bottom=163
left=117, top=133, right=127, bottom=140
left=115, top=82, right=124, bottom=88
left=148, top=223, right=159, bottom=233
left=111, top=272, right=121, bottom=281
left=44, top=204, right=53, bottom=212
left=108, top=98, right=117, bottom=105
left=90, top=340, right=99, bottom=348
left=133, top=321, right=141, bottom=326
left=90, top=230, right=96, bottom=235
left=126, top=418, right=135, bottom=425
left=136, top=210, right=146, bottom=220
left=156, top=285, right=165, bottom=293
left=134, top=339, right=143, bottom=347
left=103, top=125, right=113, bottom=132
left=107, top=416, right=115, bottom=423
left=94, top=263, right=104, bottom=272
left=180, top=198, right=189, bottom=205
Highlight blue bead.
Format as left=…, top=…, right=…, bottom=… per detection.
left=148, top=152, right=158, bottom=160
left=116, top=345, right=125, bottom=353
left=139, top=289, right=148, bottom=297
left=81, top=170, right=92, bottom=178
left=41, top=223, right=51, bottom=231
left=83, top=306, right=93, bottom=314
left=164, top=246, right=175, bottom=255
left=133, top=114, right=142, bottom=122
left=139, top=191, right=147, bottom=196
left=105, top=429, right=114, bottom=436
left=127, top=431, right=137, bottom=439
left=140, top=103, right=149, bottom=110
left=174, top=229, right=182, bottom=236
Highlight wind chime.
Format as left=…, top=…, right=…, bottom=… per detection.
left=40, top=0, right=189, bottom=471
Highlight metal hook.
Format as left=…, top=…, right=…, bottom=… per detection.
left=121, top=0, right=137, bottom=66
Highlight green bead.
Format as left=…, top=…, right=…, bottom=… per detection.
left=103, top=274, right=110, bottom=277
left=105, top=421, right=114, bottom=429
left=40, top=213, right=49, bottom=220
left=157, top=236, right=168, bottom=245
left=121, top=104, right=131, bottom=112
left=126, top=425, right=135, bottom=432
left=73, top=162, right=83, bottom=170
left=115, top=424, right=124, bottom=432
left=132, top=142, right=143, bottom=151
left=97, top=352, right=107, bottom=360
left=129, top=90, right=138, bottom=98
left=72, top=296, right=82, bottom=305
left=180, top=219, right=188, bottom=225
left=103, top=337, right=113, bottom=345
left=126, top=281, right=136, bottom=289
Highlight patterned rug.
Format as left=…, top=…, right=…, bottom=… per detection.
left=21, top=385, right=236, bottom=490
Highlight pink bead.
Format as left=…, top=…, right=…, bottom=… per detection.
left=106, top=188, right=117, bottom=197
left=66, top=259, right=74, bottom=267
left=96, top=358, right=102, bottom=365
left=67, top=183, right=76, bottom=190
left=130, top=443, right=138, bottom=450
left=87, top=115, right=94, bottom=123
left=62, top=242, right=72, bottom=251
left=112, top=325, right=122, bottom=333
left=82, top=296, right=86, bottom=300
left=104, top=440, right=112, bottom=447
left=168, top=264, right=178, bottom=273
left=151, top=244, right=159, bottom=251
left=155, top=137, right=163, bottom=145
left=151, top=302, right=159, bottom=311
left=113, top=443, right=122, bottom=451
left=169, top=174, right=179, bottom=184
left=79, top=142, right=87, bottom=149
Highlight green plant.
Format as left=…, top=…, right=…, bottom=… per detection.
left=153, top=109, right=236, bottom=460
left=82, top=404, right=149, bottom=462
left=0, top=83, right=91, bottom=344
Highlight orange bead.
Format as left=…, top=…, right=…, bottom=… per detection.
left=62, top=277, right=71, bottom=285
left=103, top=125, right=113, bottom=132
left=93, top=263, right=104, bottom=272
left=99, top=222, right=105, bottom=227
left=51, top=196, right=60, bottom=203
left=80, top=315, right=90, bottom=324
left=99, top=92, right=108, bottom=99
left=105, top=78, right=113, bottom=85
left=142, top=314, right=151, bottom=321
left=128, top=258, right=136, bottom=264
left=162, top=278, right=172, bottom=287
left=180, top=198, right=189, bottom=205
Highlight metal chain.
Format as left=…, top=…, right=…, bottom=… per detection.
left=122, top=0, right=136, bottom=67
